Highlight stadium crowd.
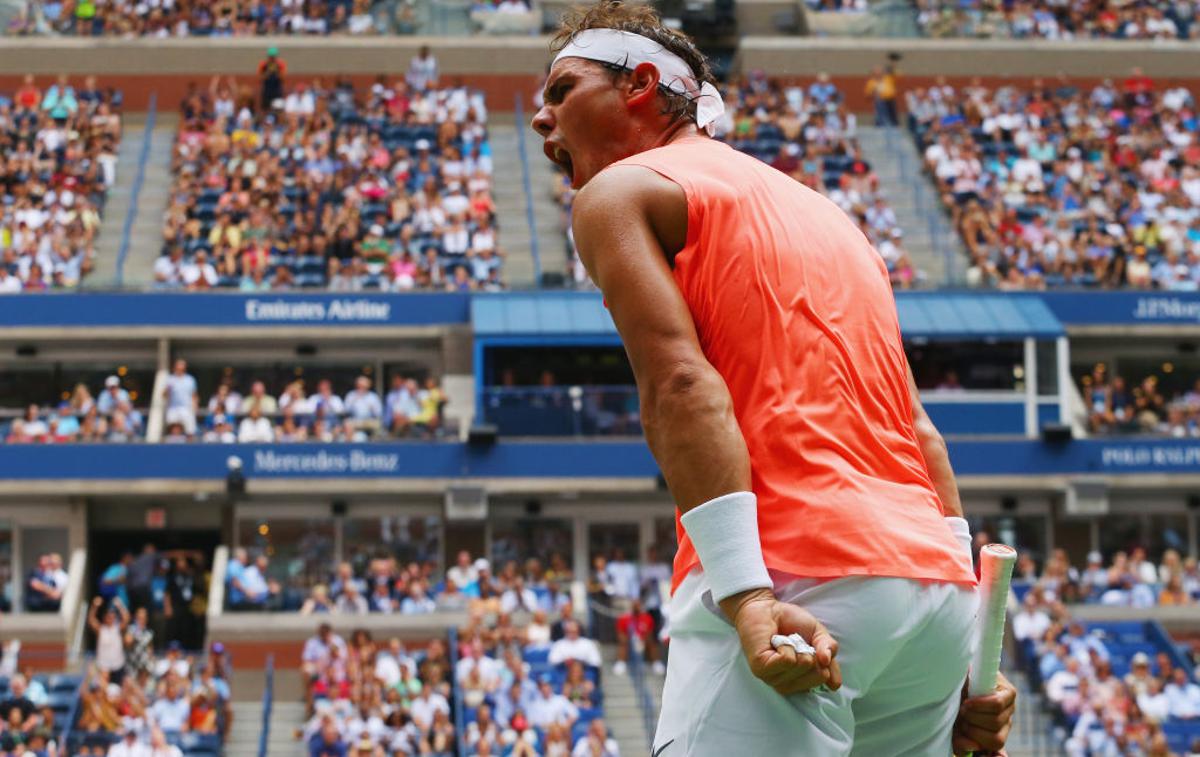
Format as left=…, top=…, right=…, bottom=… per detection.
left=3, top=374, right=146, bottom=443
left=0, top=74, right=121, bottom=292
left=1012, top=545, right=1199, bottom=607
left=1014, top=573, right=1200, bottom=756
left=554, top=74, right=918, bottom=289
left=906, top=72, right=1200, bottom=290
left=915, top=0, right=1196, bottom=40
left=179, top=361, right=446, bottom=442
left=296, top=597, right=623, bottom=756
left=0, top=672, right=68, bottom=755
left=160, top=57, right=503, bottom=294
left=0, top=362, right=448, bottom=444
left=62, top=545, right=226, bottom=753
left=1081, top=365, right=1200, bottom=437
left=4, top=0, right=540, bottom=36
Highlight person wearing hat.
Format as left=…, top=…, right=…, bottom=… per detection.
left=257, top=46, right=287, bottom=112
left=1125, top=651, right=1156, bottom=698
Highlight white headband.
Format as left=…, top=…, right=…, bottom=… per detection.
left=553, top=28, right=724, bottom=136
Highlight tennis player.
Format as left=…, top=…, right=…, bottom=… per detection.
left=533, top=3, right=1016, bottom=755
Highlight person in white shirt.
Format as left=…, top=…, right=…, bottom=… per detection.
left=456, top=639, right=501, bottom=686
left=1045, top=658, right=1081, bottom=705
left=526, top=609, right=552, bottom=647
left=237, top=405, right=275, bottom=443
left=1012, top=594, right=1051, bottom=643
left=407, top=46, right=438, bottom=91
left=447, top=550, right=478, bottom=590
left=548, top=621, right=602, bottom=668
left=162, top=359, right=198, bottom=437
left=148, top=680, right=190, bottom=732
left=571, top=718, right=619, bottom=757
left=301, top=623, right=347, bottom=679
left=147, top=726, right=183, bottom=757
left=154, top=247, right=185, bottom=289
left=527, top=678, right=579, bottom=730
left=373, top=638, right=412, bottom=689
left=409, top=685, right=449, bottom=731
left=0, top=267, right=21, bottom=293
left=181, top=250, right=218, bottom=290
left=107, top=728, right=149, bottom=757
left=1137, top=678, right=1172, bottom=724
left=1166, top=668, right=1200, bottom=720
left=605, top=549, right=640, bottom=600
left=500, top=577, right=538, bottom=615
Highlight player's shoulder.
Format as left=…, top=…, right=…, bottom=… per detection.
left=575, top=163, right=686, bottom=224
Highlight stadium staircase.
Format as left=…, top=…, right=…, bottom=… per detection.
left=89, top=109, right=178, bottom=289
left=490, top=118, right=568, bottom=288
left=855, top=125, right=967, bottom=287
left=247, top=699, right=305, bottom=756
left=1005, top=667, right=1061, bottom=756
left=601, top=644, right=662, bottom=756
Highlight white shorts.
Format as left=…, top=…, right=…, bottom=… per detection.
left=652, top=570, right=978, bottom=757
left=164, top=406, right=196, bottom=435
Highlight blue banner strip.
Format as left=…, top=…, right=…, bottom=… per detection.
left=5, top=438, right=1199, bottom=481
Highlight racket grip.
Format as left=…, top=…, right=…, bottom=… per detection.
left=968, top=544, right=1017, bottom=698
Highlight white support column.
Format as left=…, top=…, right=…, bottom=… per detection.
left=572, top=517, right=588, bottom=584
left=1024, top=338, right=1038, bottom=439
left=1056, top=336, right=1071, bottom=424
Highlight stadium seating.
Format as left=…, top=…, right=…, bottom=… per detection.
left=906, top=77, right=1199, bottom=289
left=1080, top=364, right=1200, bottom=436
left=0, top=76, right=121, bottom=291
left=162, top=78, right=502, bottom=292
left=915, top=0, right=1195, bottom=40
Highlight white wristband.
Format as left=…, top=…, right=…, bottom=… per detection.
left=945, top=516, right=972, bottom=564
left=680, top=491, right=771, bottom=603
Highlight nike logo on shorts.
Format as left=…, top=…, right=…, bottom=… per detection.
left=651, top=738, right=675, bottom=756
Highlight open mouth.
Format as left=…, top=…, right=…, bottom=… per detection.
left=545, top=143, right=575, bottom=184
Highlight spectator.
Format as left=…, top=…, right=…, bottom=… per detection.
left=613, top=598, right=665, bottom=676
left=343, top=376, right=383, bottom=438
left=526, top=677, right=578, bottom=731
left=335, top=583, right=369, bottom=615
left=258, top=47, right=287, bottom=111
left=88, top=597, right=130, bottom=683
left=237, top=404, right=275, bottom=443
left=25, top=554, right=65, bottom=612
left=549, top=620, right=602, bottom=668
left=407, top=46, right=438, bottom=92
left=162, top=359, right=198, bottom=439
left=571, top=718, right=618, bottom=757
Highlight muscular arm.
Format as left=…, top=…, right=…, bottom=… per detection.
left=908, top=366, right=964, bottom=518
left=571, top=165, right=751, bottom=512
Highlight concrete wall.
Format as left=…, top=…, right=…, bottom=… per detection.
left=0, top=35, right=1194, bottom=113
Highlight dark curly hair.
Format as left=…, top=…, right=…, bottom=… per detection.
left=550, top=0, right=717, bottom=126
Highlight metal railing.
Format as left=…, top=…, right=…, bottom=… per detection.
left=625, top=626, right=658, bottom=751
left=883, top=122, right=959, bottom=287
left=115, top=92, right=157, bottom=288
left=258, top=653, right=275, bottom=757
left=514, top=93, right=544, bottom=286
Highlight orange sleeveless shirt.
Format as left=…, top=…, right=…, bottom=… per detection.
left=611, top=136, right=977, bottom=593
